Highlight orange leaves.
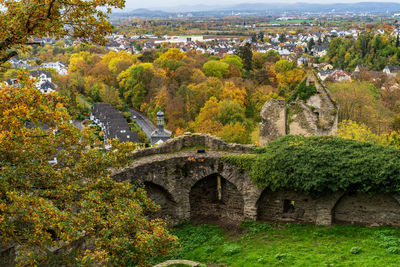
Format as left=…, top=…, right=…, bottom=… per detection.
left=0, top=0, right=125, bottom=63
left=221, top=81, right=247, bottom=107
left=0, top=81, right=177, bottom=265
left=187, top=157, right=205, bottom=163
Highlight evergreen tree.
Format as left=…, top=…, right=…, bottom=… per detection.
left=236, top=43, right=253, bottom=71
left=251, top=33, right=257, bottom=43
left=308, top=38, right=315, bottom=52
left=258, top=31, right=264, bottom=42
left=279, top=33, right=286, bottom=43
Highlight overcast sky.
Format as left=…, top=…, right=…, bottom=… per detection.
left=123, top=0, right=400, bottom=10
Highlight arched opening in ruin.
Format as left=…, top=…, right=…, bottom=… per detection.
left=333, top=193, right=400, bottom=226
left=256, top=190, right=317, bottom=223
left=143, top=182, right=177, bottom=224
left=189, top=173, right=244, bottom=225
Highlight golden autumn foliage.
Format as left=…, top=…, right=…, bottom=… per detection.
left=0, top=0, right=126, bottom=63
left=0, top=78, right=177, bottom=266
left=336, top=120, right=400, bottom=148
left=221, top=81, right=247, bottom=107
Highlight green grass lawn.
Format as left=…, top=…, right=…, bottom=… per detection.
left=154, top=221, right=400, bottom=267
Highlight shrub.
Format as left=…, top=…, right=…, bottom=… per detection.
left=275, top=253, right=288, bottom=260
left=222, top=245, right=242, bottom=256
left=350, top=247, right=362, bottom=254
left=387, top=247, right=400, bottom=254
left=240, top=221, right=271, bottom=234
left=257, top=256, right=267, bottom=264
left=223, top=135, right=400, bottom=195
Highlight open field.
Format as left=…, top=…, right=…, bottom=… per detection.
left=154, top=222, right=400, bottom=267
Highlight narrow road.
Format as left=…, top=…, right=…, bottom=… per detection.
left=129, top=109, right=156, bottom=138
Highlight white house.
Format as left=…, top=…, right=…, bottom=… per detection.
left=383, top=65, right=400, bottom=76
left=30, top=70, right=56, bottom=94
left=154, top=36, right=204, bottom=44
left=297, top=56, right=308, bottom=67
left=42, top=62, right=68, bottom=76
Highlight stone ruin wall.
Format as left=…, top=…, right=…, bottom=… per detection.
left=4, top=187, right=400, bottom=265
left=129, top=133, right=255, bottom=160
left=148, top=180, right=400, bottom=228
left=113, top=148, right=400, bottom=229
left=259, top=74, right=338, bottom=145
left=190, top=174, right=245, bottom=224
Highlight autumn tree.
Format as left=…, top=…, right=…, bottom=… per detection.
left=222, top=55, right=243, bottom=72
left=185, top=78, right=223, bottom=120
left=236, top=43, right=253, bottom=71
left=0, top=78, right=177, bottom=265
left=327, top=81, right=392, bottom=133
left=0, top=0, right=125, bottom=64
left=155, top=48, right=187, bottom=71
left=193, top=97, right=222, bottom=133
left=217, top=122, right=251, bottom=144
left=101, top=51, right=138, bottom=75
left=118, top=63, right=155, bottom=109
left=215, top=100, right=247, bottom=126
left=202, top=60, right=229, bottom=78
left=274, top=60, right=304, bottom=96
left=221, top=81, right=247, bottom=107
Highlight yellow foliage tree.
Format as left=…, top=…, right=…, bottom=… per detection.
left=217, top=122, right=251, bottom=144
left=336, top=120, right=383, bottom=144
left=0, top=0, right=125, bottom=63
left=68, top=52, right=97, bottom=74
left=193, top=97, right=222, bottom=134
left=221, top=81, right=247, bottom=107
left=0, top=78, right=177, bottom=265
left=101, top=51, right=137, bottom=75
left=276, top=68, right=305, bottom=92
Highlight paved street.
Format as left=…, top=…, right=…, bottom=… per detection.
left=129, top=109, right=156, bottom=138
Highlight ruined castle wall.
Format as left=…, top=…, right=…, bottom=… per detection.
left=259, top=99, right=287, bottom=146
left=190, top=174, right=244, bottom=224
left=130, top=134, right=254, bottom=161
left=257, top=190, right=318, bottom=224
left=114, top=153, right=400, bottom=228
left=259, top=74, right=338, bottom=143
left=0, top=245, right=15, bottom=267
left=333, top=193, right=400, bottom=226
left=288, top=102, right=319, bottom=136
left=144, top=181, right=179, bottom=225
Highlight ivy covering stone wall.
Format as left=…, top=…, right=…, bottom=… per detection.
left=223, top=135, right=400, bottom=195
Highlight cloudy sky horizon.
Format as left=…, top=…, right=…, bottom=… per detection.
left=122, top=0, right=400, bottom=10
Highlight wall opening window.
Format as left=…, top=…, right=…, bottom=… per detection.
left=283, top=199, right=295, bottom=213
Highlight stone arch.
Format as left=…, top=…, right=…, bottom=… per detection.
left=143, top=181, right=178, bottom=225
left=256, top=189, right=318, bottom=223
left=189, top=173, right=244, bottom=225
left=333, top=192, right=400, bottom=226
left=112, top=155, right=261, bottom=224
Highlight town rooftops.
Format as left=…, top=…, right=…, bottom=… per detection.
left=384, top=65, right=400, bottom=73
left=91, top=103, right=139, bottom=144
left=30, top=70, right=51, bottom=79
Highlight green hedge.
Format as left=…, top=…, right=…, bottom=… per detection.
left=222, top=135, right=400, bottom=195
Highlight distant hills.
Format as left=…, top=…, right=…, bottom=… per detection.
left=112, top=2, right=400, bottom=18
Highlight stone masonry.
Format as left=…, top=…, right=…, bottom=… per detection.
left=112, top=134, right=400, bottom=228
left=259, top=99, right=287, bottom=145
left=259, top=74, right=338, bottom=145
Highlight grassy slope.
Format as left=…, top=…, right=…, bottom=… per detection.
left=156, top=222, right=400, bottom=267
